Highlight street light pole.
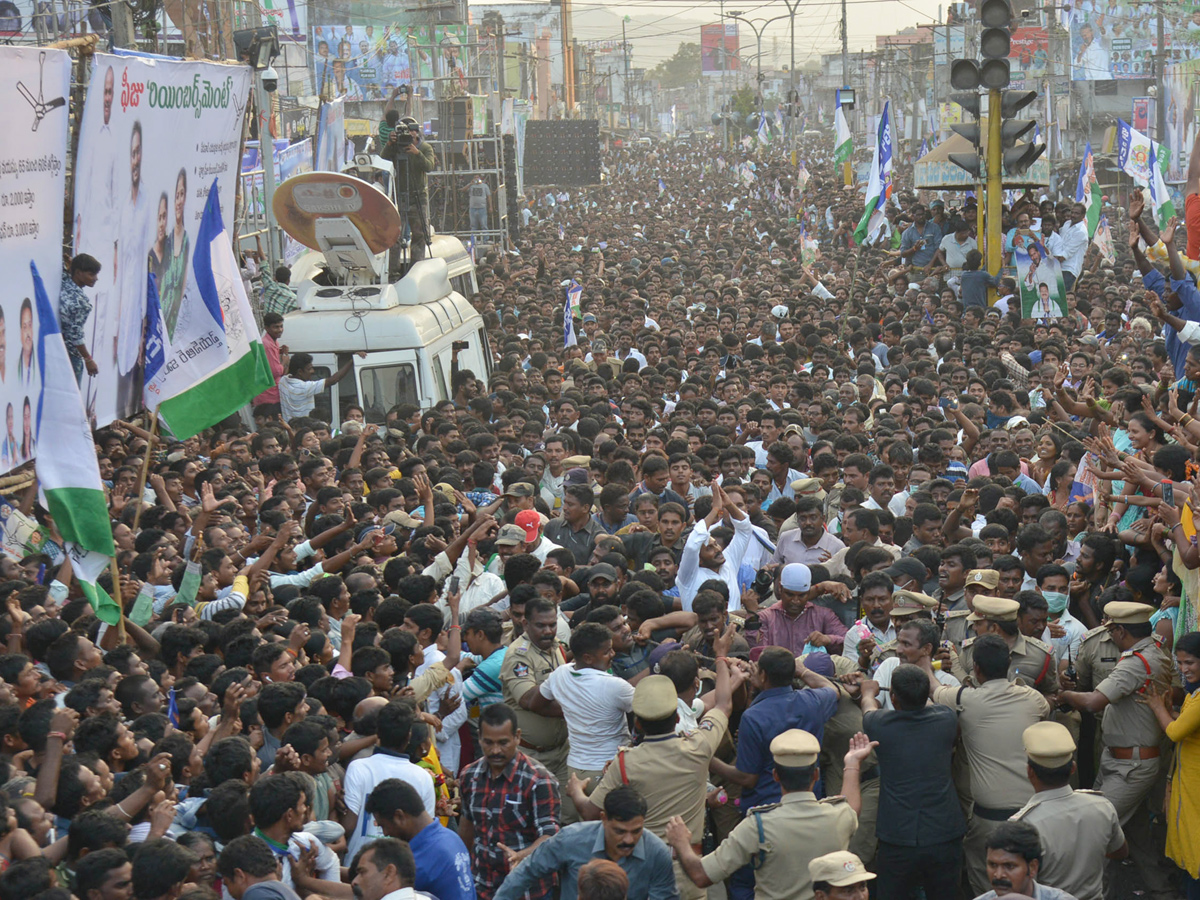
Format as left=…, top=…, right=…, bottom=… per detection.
left=724, top=11, right=790, bottom=101
left=622, top=15, right=632, bottom=130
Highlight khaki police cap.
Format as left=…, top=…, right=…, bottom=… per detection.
left=632, top=674, right=678, bottom=720
left=967, top=595, right=1020, bottom=623
left=563, top=455, right=592, bottom=467
left=790, top=477, right=827, bottom=501
left=965, top=568, right=1000, bottom=590
left=891, top=589, right=938, bottom=616
left=769, top=729, right=820, bottom=767
left=1103, top=601, right=1155, bottom=624
left=808, top=851, right=876, bottom=887
left=1023, top=721, right=1076, bottom=768
left=495, top=524, right=528, bottom=546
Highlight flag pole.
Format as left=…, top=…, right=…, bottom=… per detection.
left=130, top=417, right=158, bottom=533
left=109, top=556, right=126, bottom=645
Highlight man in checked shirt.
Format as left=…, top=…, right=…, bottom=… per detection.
left=458, top=703, right=562, bottom=900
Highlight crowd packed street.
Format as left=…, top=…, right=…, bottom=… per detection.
left=3, top=111, right=1200, bottom=900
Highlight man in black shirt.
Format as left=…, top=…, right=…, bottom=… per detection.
left=861, top=664, right=966, bottom=900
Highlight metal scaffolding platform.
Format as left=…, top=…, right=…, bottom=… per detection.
left=424, top=132, right=511, bottom=250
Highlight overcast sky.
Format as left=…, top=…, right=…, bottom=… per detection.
left=473, top=0, right=948, bottom=69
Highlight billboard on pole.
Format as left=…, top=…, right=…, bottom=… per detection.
left=701, top=23, right=739, bottom=76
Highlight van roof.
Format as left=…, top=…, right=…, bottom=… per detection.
left=282, top=261, right=480, bottom=354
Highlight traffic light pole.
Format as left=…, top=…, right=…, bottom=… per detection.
left=986, top=89, right=1003, bottom=305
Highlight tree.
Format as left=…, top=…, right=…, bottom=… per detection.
left=652, top=42, right=702, bottom=90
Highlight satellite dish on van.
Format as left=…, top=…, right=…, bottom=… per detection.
left=273, top=171, right=402, bottom=256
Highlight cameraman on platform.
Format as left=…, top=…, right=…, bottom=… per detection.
left=380, top=106, right=435, bottom=263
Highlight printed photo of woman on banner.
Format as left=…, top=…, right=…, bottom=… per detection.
left=1015, top=240, right=1067, bottom=321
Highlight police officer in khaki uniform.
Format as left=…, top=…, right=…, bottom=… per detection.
left=1065, top=620, right=1121, bottom=787
left=953, top=595, right=1058, bottom=695
left=809, top=850, right=876, bottom=900
left=1010, top=721, right=1127, bottom=900
left=1055, top=600, right=1175, bottom=900
left=499, top=596, right=572, bottom=816
left=567, top=665, right=735, bottom=900
left=944, top=568, right=999, bottom=651
left=870, top=589, right=939, bottom=671
left=665, top=729, right=868, bottom=900
left=923, top=632, right=1051, bottom=896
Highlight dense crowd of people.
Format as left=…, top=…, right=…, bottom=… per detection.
left=3, top=117, right=1200, bottom=900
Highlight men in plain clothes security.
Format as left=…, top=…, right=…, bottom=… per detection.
left=492, top=785, right=678, bottom=900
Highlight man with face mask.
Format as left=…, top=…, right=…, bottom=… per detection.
left=1035, top=564, right=1085, bottom=666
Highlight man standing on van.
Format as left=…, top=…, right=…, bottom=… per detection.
left=279, top=351, right=365, bottom=423
left=381, top=116, right=436, bottom=263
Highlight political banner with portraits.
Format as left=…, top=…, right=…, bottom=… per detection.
left=1163, top=57, right=1200, bottom=182
left=1015, top=240, right=1067, bottom=320
left=0, top=46, right=70, bottom=476
left=71, top=53, right=251, bottom=428
left=1070, top=1, right=1200, bottom=81
left=311, top=23, right=411, bottom=99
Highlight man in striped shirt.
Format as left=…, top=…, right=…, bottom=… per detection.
left=461, top=608, right=507, bottom=709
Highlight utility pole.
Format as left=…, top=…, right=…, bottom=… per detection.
left=622, top=16, right=631, bottom=130
left=112, top=0, right=136, bottom=49
left=1156, top=0, right=1166, bottom=141
left=840, top=0, right=848, bottom=85
left=720, top=0, right=727, bottom=149
left=561, top=0, right=574, bottom=112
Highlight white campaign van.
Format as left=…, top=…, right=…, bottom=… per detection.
left=272, top=166, right=490, bottom=423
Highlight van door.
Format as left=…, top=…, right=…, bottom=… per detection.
left=308, top=354, right=338, bottom=424
left=355, top=352, right=422, bottom=420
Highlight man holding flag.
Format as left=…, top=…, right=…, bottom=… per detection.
left=31, top=261, right=118, bottom=625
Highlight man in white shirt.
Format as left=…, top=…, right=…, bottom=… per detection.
left=344, top=699, right=439, bottom=859
left=1053, top=204, right=1090, bottom=290
left=677, top=482, right=755, bottom=611
left=531, top=620, right=634, bottom=790
left=873, top=617, right=960, bottom=709
left=278, top=352, right=362, bottom=423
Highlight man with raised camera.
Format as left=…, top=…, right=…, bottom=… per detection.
left=380, top=111, right=435, bottom=262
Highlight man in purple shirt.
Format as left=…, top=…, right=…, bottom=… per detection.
left=753, top=563, right=850, bottom=655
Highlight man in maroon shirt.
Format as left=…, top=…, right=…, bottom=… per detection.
left=753, top=563, right=850, bottom=655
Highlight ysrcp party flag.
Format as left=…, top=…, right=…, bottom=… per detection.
left=72, top=53, right=251, bottom=428
left=854, top=101, right=893, bottom=245
left=1076, top=142, right=1101, bottom=238
left=1149, top=142, right=1176, bottom=231
left=1093, top=214, right=1116, bottom=265
left=31, top=262, right=118, bottom=625
left=834, top=106, right=852, bottom=166
left=153, top=183, right=273, bottom=440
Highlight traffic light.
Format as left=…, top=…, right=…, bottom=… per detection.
left=1000, top=89, right=1045, bottom=175
left=979, top=0, right=1012, bottom=89
left=948, top=90, right=984, bottom=178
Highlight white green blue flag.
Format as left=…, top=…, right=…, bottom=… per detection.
left=1149, top=141, right=1176, bottom=231
left=31, top=261, right=118, bottom=624
left=152, top=181, right=274, bottom=439
left=1075, top=142, right=1101, bottom=238
left=853, top=101, right=893, bottom=245
left=834, top=106, right=852, bottom=165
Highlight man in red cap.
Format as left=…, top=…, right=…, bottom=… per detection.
left=516, top=509, right=561, bottom=564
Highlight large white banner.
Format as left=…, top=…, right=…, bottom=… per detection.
left=0, top=47, right=70, bottom=475
left=72, top=52, right=251, bottom=428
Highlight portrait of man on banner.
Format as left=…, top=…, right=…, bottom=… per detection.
left=1014, top=240, right=1067, bottom=320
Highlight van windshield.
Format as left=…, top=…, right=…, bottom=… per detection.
left=359, top=363, right=419, bottom=419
